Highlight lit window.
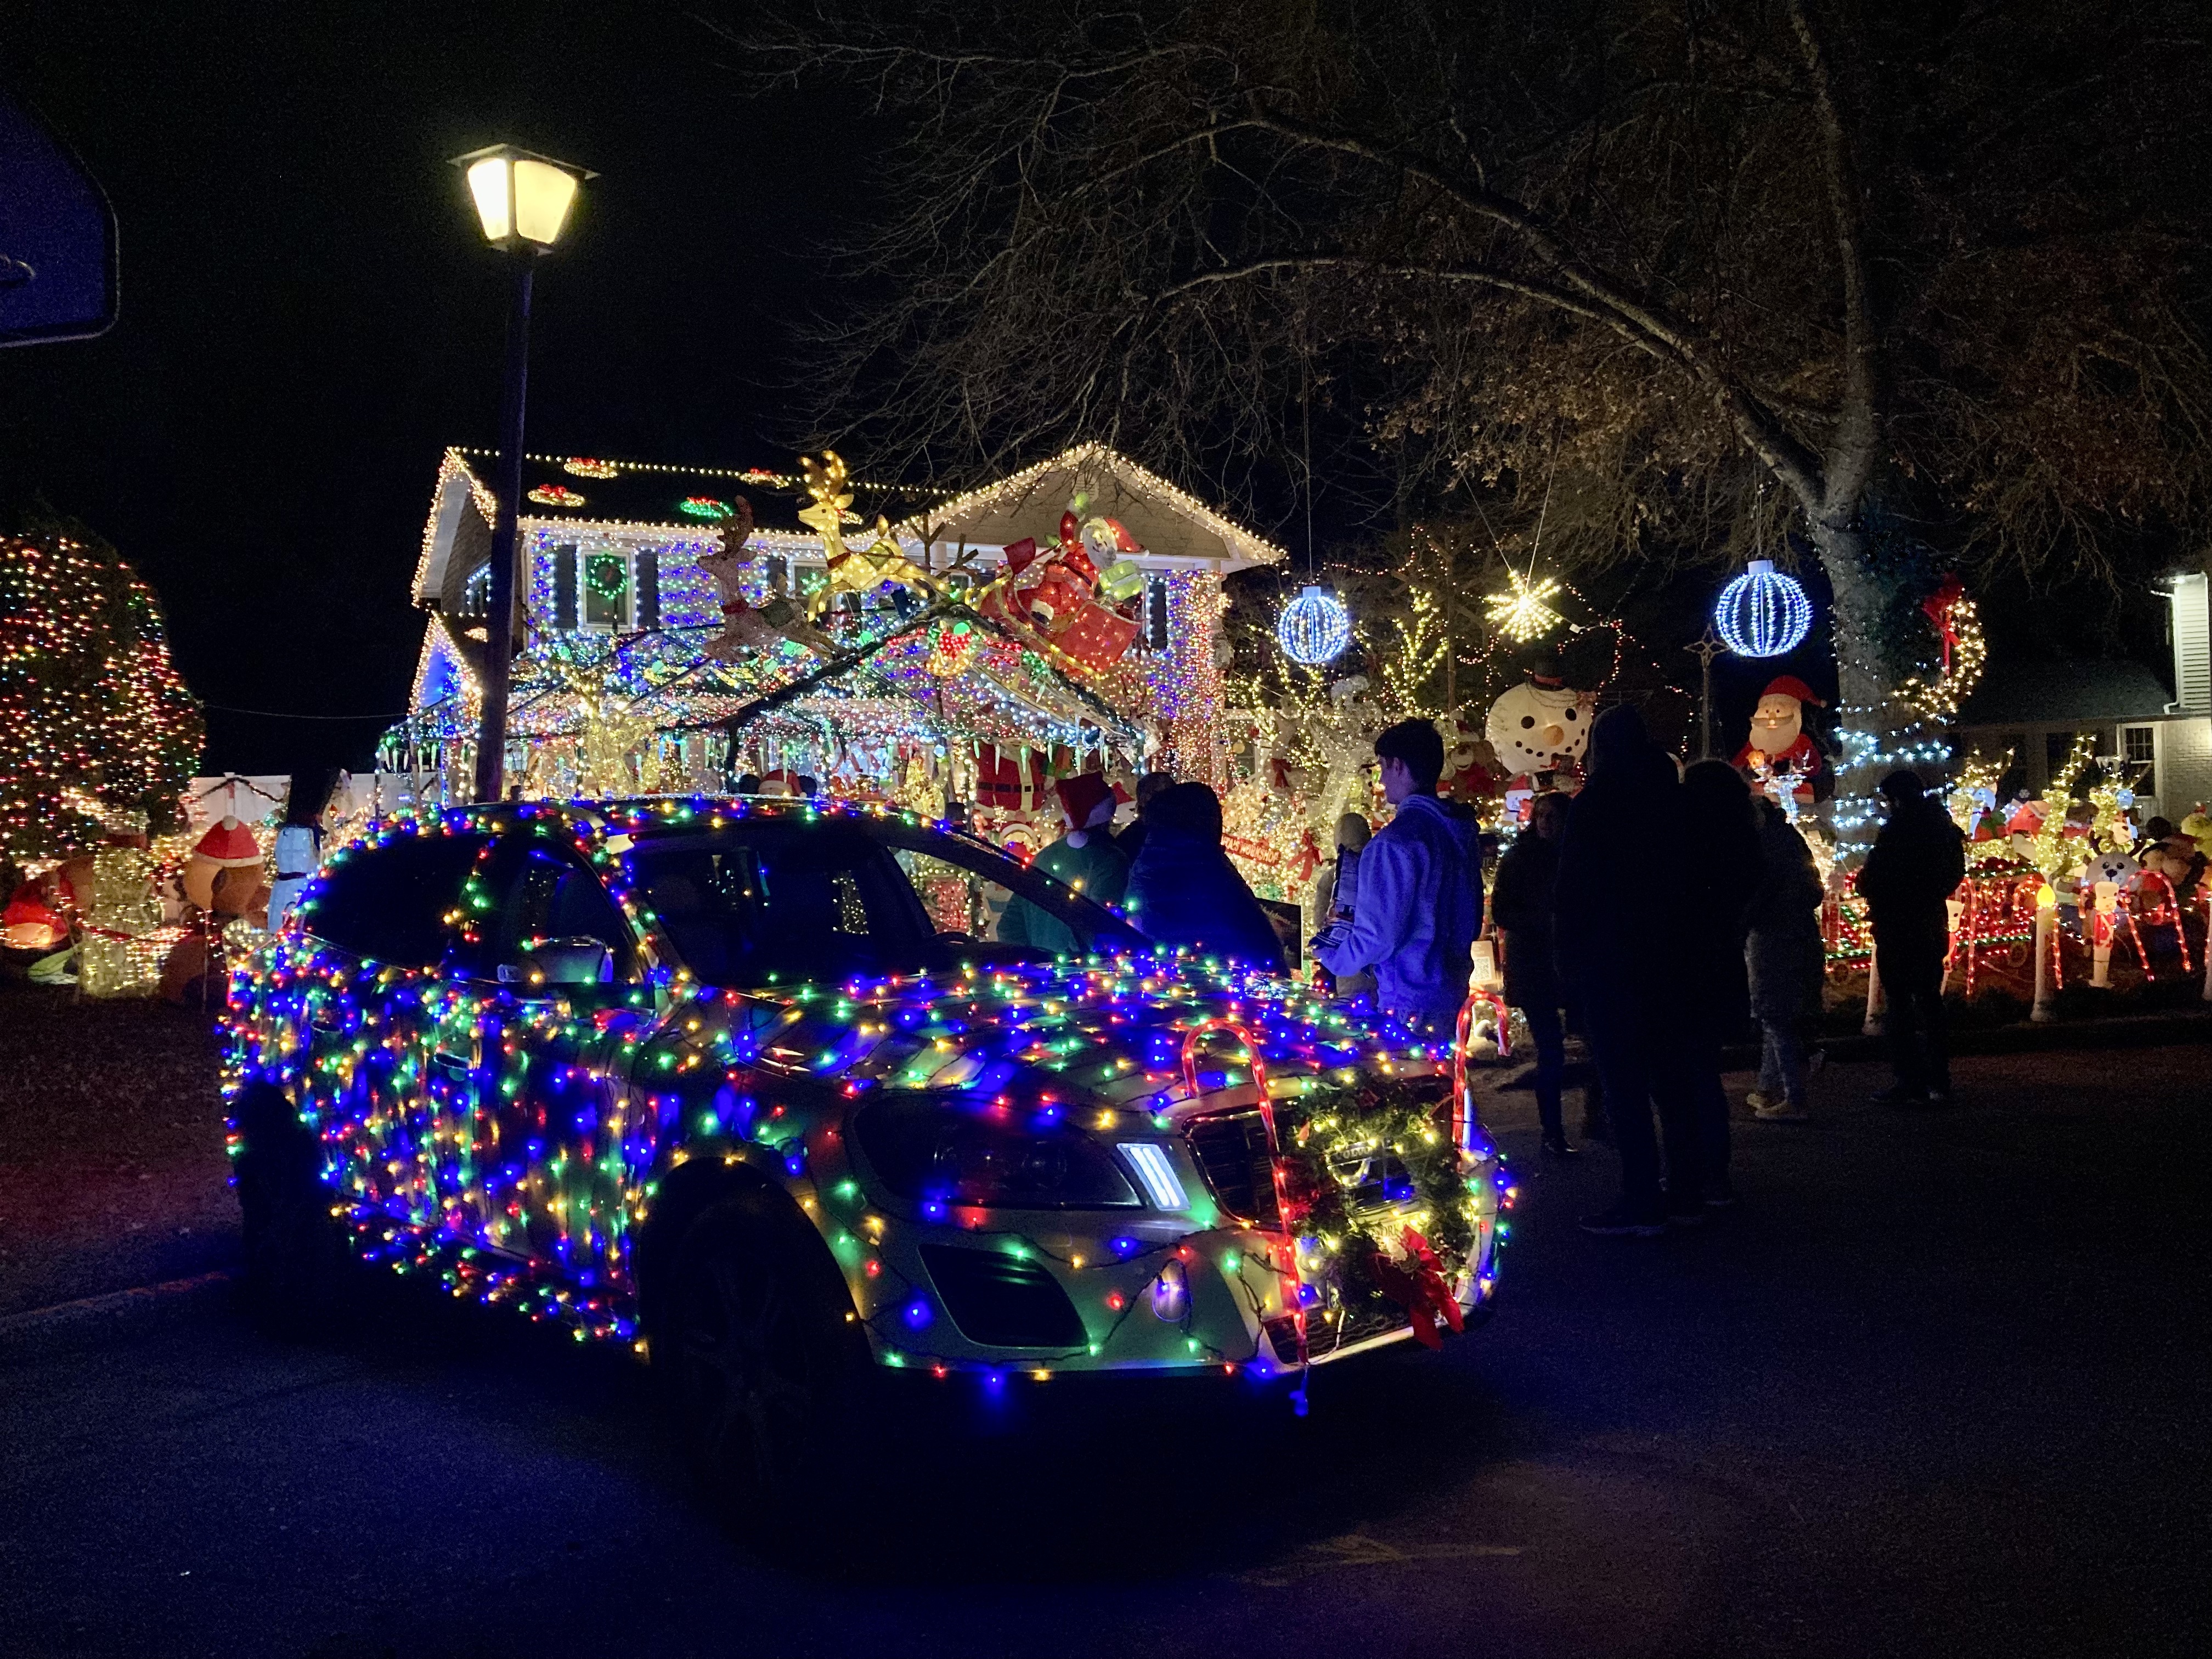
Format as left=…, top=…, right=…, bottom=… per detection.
left=2123, top=725, right=2155, bottom=793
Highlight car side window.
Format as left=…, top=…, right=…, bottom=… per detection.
left=481, top=838, right=640, bottom=981
left=302, top=831, right=492, bottom=967
left=629, top=823, right=935, bottom=986
left=876, top=824, right=1142, bottom=956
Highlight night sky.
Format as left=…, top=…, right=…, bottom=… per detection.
left=1, top=0, right=852, bottom=774
left=1, top=2, right=2178, bottom=780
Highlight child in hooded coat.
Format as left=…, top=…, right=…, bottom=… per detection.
left=1744, top=796, right=1828, bottom=1120
left=1000, top=772, right=1128, bottom=956
left=1125, top=782, right=1285, bottom=970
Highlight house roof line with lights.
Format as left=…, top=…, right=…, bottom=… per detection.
left=895, top=441, right=1288, bottom=572
left=411, top=441, right=1284, bottom=612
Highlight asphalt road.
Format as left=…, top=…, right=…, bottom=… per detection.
left=3, top=1030, right=2208, bottom=1659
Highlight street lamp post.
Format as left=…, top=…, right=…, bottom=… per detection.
left=1685, top=628, right=1724, bottom=759
left=449, top=144, right=591, bottom=803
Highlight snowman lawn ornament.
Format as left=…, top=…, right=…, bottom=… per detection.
left=1485, top=675, right=1595, bottom=819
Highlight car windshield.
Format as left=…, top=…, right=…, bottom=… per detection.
left=624, top=816, right=1144, bottom=988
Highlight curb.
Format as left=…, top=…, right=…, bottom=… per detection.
left=0, top=1270, right=235, bottom=1350
left=1723, top=1009, right=2212, bottom=1070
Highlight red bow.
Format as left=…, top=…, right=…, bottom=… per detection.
left=1922, top=575, right=1967, bottom=673
left=1364, top=1226, right=1465, bottom=1350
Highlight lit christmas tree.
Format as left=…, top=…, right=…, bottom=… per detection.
left=0, top=529, right=202, bottom=865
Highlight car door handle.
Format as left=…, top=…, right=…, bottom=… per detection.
left=309, top=1015, right=338, bottom=1035
left=432, top=1051, right=471, bottom=1076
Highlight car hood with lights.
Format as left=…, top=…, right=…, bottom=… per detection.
left=650, top=953, right=1508, bottom=1377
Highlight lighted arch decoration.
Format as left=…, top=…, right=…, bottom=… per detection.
left=1277, top=585, right=1353, bottom=665
left=1714, top=559, right=1812, bottom=658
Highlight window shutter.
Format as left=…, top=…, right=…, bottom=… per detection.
left=553, top=544, right=578, bottom=630
left=1145, top=575, right=1171, bottom=650
left=2171, top=572, right=2210, bottom=714
left=636, top=549, right=661, bottom=630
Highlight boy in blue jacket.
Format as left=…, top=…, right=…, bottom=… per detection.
left=1317, top=720, right=1483, bottom=1032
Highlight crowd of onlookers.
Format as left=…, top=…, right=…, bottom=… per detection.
left=995, top=709, right=1970, bottom=1238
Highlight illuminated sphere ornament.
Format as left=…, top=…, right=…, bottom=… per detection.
left=1714, top=558, right=1812, bottom=658
left=1277, top=585, right=1353, bottom=665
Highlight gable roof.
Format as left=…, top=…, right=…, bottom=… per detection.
left=483, top=449, right=949, bottom=535
left=1954, top=657, right=2177, bottom=726
left=896, top=442, right=1287, bottom=570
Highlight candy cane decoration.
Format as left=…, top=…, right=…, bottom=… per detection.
left=1180, top=1018, right=1301, bottom=1358
left=1450, top=991, right=1512, bottom=1151
left=2124, top=870, right=2193, bottom=976
left=2203, top=886, right=2212, bottom=1004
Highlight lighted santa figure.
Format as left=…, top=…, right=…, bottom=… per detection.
left=1733, top=675, right=1832, bottom=806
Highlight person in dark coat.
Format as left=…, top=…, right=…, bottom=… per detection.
left=1115, top=771, right=1176, bottom=864
left=1745, top=797, right=1827, bottom=1120
left=1555, top=704, right=1686, bottom=1235
left=1855, top=769, right=1966, bottom=1104
left=1674, top=760, right=1763, bottom=1208
left=1490, top=790, right=1577, bottom=1156
left=1124, top=782, right=1286, bottom=971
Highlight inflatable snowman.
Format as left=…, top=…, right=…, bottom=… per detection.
left=1485, top=675, right=1595, bottom=777
left=1485, top=674, right=1595, bottom=821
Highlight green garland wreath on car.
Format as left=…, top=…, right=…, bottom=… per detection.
left=1273, top=1078, right=1484, bottom=1346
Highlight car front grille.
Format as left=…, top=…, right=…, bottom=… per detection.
left=1314, top=1296, right=1411, bottom=1352
left=1183, top=1109, right=1280, bottom=1226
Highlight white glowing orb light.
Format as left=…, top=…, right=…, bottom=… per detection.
left=1483, top=569, right=1564, bottom=642
left=1277, top=585, right=1353, bottom=664
left=1714, top=558, right=1813, bottom=658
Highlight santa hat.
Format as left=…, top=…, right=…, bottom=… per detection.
left=192, top=816, right=263, bottom=868
left=1759, top=675, right=1826, bottom=708
left=1054, top=770, right=1115, bottom=827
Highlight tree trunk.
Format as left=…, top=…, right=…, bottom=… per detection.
left=1806, top=514, right=1909, bottom=861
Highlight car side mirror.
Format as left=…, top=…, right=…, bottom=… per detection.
left=497, top=936, right=614, bottom=990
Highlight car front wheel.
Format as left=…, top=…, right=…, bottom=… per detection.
left=656, top=1189, right=872, bottom=1548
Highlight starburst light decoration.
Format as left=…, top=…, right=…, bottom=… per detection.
left=1277, top=585, right=1353, bottom=665
left=1482, top=569, right=1564, bottom=642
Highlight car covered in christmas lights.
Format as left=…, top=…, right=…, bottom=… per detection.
left=223, top=796, right=1509, bottom=1506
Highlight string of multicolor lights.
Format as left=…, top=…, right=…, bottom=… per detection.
left=224, top=795, right=1508, bottom=1377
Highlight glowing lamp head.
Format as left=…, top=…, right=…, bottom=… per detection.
left=1714, top=559, right=1813, bottom=658
left=452, top=145, right=592, bottom=251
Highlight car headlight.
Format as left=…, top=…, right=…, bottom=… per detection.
left=854, top=1096, right=1141, bottom=1211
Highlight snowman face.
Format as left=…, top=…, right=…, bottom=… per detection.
left=1485, top=684, right=1593, bottom=774
left=1748, top=694, right=1803, bottom=755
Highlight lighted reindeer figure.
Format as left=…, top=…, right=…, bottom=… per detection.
left=795, top=451, right=938, bottom=618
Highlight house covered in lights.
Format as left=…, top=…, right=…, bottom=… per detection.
left=1951, top=568, right=2212, bottom=822
left=393, top=443, right=1283, bottom=815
